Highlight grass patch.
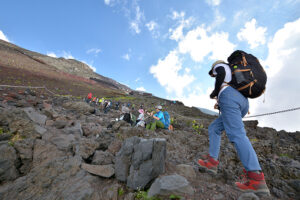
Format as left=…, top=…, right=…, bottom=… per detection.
left=250, top=138, right=258, bottom=142
left=279, top=153, right=293, bottom=158
left=169, top=194, right=182, bottom=200
left=0, top=128, right=3, bottom=134
left=108, top=96, right=136, bottom=101
left=135, top=190, right=161, bottom=200
left=118, top=188, right=124, bottom=196
left=9, top=133, right=24, bottom=146
left=192, top=120, right=203, bottom=135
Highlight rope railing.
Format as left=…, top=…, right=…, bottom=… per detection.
left=244, top=107, right=300, bottom=118
left=0, top=84, right=58, bottom=96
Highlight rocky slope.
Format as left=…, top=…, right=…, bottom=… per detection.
left=0, top=87, right=299, bottom=200
left=0, top=39, right=131, bottom=95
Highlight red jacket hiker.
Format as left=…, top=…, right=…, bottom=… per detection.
left=87, top=93, right=92, bottom=99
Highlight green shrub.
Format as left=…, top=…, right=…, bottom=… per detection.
left=192, top=120, right=203, bottom=135
left=118, top=188, right=124, bottom=196
left=169, top=194, right=182, bottom=199
left=135, top=190, right=161, bottom=200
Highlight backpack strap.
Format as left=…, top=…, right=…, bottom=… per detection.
left=237, top=79, right=257, bottom=95
left=242, top=54, right=248, bottom=66
left=231, top=69, right=251, bottom=74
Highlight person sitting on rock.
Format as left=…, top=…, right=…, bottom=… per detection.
left=146, top=105, right=165, bottom=131
left=121, top=104, right=131, bottom=124
left=136, top=109, right=146, bottom=127
left=197, top=60, right=270, bottom=196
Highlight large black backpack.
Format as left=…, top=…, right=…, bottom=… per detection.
left=227, top=50, right=267, bottom=98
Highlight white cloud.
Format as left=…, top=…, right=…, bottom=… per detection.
left=150, top=50, right=195, bottom=96
left=176, top=86, right=216, bottom=110
left=136, top=87, right=146, bottom=92
left=122, top=53, right=130, bottom=61
left=0, top=30, right=9, bottom=42
left=146, top=21, right=157, bottom=31
left=62, top=51, right=74, bottom=59
left=135, top=77, right=141, bottom=82
left=146, top=20, right=159, bottom=38
left=206, top=0, right=221, bottom=6
left=178, top=26, right=235, bottom=62
left=169, top=11, right=194, bottom=41
left=104, top=0, right=112, bottom=6
left=208, top=9, right=226, bottom=30
left=171, top=11, right=185, bottom=20
left=129, top=5, right=144, bottom=34
left=250, top=18, right=300, bottom=132
left=47, top=52, right=57, bottom=58
left=237, top=18, right=267, bottom=49
left=86, top=48, right=102, bottom=55
left=82, top=61, right=97, bottom=72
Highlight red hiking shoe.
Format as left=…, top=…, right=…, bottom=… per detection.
left=197, top=155, right=219, bottom=175
left=235, top=169, right=270, bottom=196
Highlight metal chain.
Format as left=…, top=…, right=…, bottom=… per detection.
left=244, top=107, right=300, bottom=118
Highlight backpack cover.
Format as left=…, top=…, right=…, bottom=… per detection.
left=227, top=50, right=267, bottom=98
left=163, top=111, right=171, bottom=129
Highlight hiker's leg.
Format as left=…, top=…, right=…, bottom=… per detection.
left=219, top=87, right=261, bottom=171
left=208, top=116, right=225, bottom=159
left=146, top=123, right=151, bottom=129
left=156, top=121, right=165, bottom=129
left=150, top=121, right=157, bottom=130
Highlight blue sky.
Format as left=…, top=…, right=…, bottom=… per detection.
left=1, top=0, right=300, bottom=132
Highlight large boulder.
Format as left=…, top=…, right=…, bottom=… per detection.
left=62, top=101, right=94, bottom=114
left=0, top=156, right=99, bottom=200
left=23, top=107, right=47, bottom=126
left=92, top=150, right=114, bottom=165
left=78, top=138, right=99, bottom=160
left=81, top=163, right=114, bottom=178
left=14, top=139, right=34, bottom=174
left=0, top=108, right=41, bottom=139
left=148, top=174, right=194, bottom=198
left=115, top=137, right=166, bottom=190
left=0, top=142, right=19, bottom=182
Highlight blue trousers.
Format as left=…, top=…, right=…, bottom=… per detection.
left=208, top=86, right=261, bottom=171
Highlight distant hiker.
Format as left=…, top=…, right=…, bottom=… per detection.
left=91, top=96, right=97, bottom=106
left=121, top=105, right=131, bottom=124
left=104, top=100, right=111, bottom=114
left=100, top=98, right=105, bottom=109
left=86, top=92, right=92, bottom=103
left=115, top=101, right=120, bottom=110
left=197, top=56, right=269, bottom=196
left=130, top=113, right=136, bottom=126
left=146, top=105, right=165, bottom=131
left=139, top=103, right=144, bottom=110
left=136, top=109, right=145, bottom=127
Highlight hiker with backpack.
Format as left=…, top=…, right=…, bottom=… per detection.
left=197, top=50, right=270, bottom=196
left=86, top=92, right=92, bottom=103
left=104, top=100, right=112, bottom=114
left=146, top=105, right=165, bottom=131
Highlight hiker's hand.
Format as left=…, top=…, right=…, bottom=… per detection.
left=210, top=90, right=217, bottom=99
left=214, top=103, right=219, bottom=110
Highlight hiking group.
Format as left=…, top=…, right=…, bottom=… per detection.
left=120, top=103, right=173, bottom=131
left=84, top=93, right=173, bottom=131
left=198, top=50, right=270, bottom=196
